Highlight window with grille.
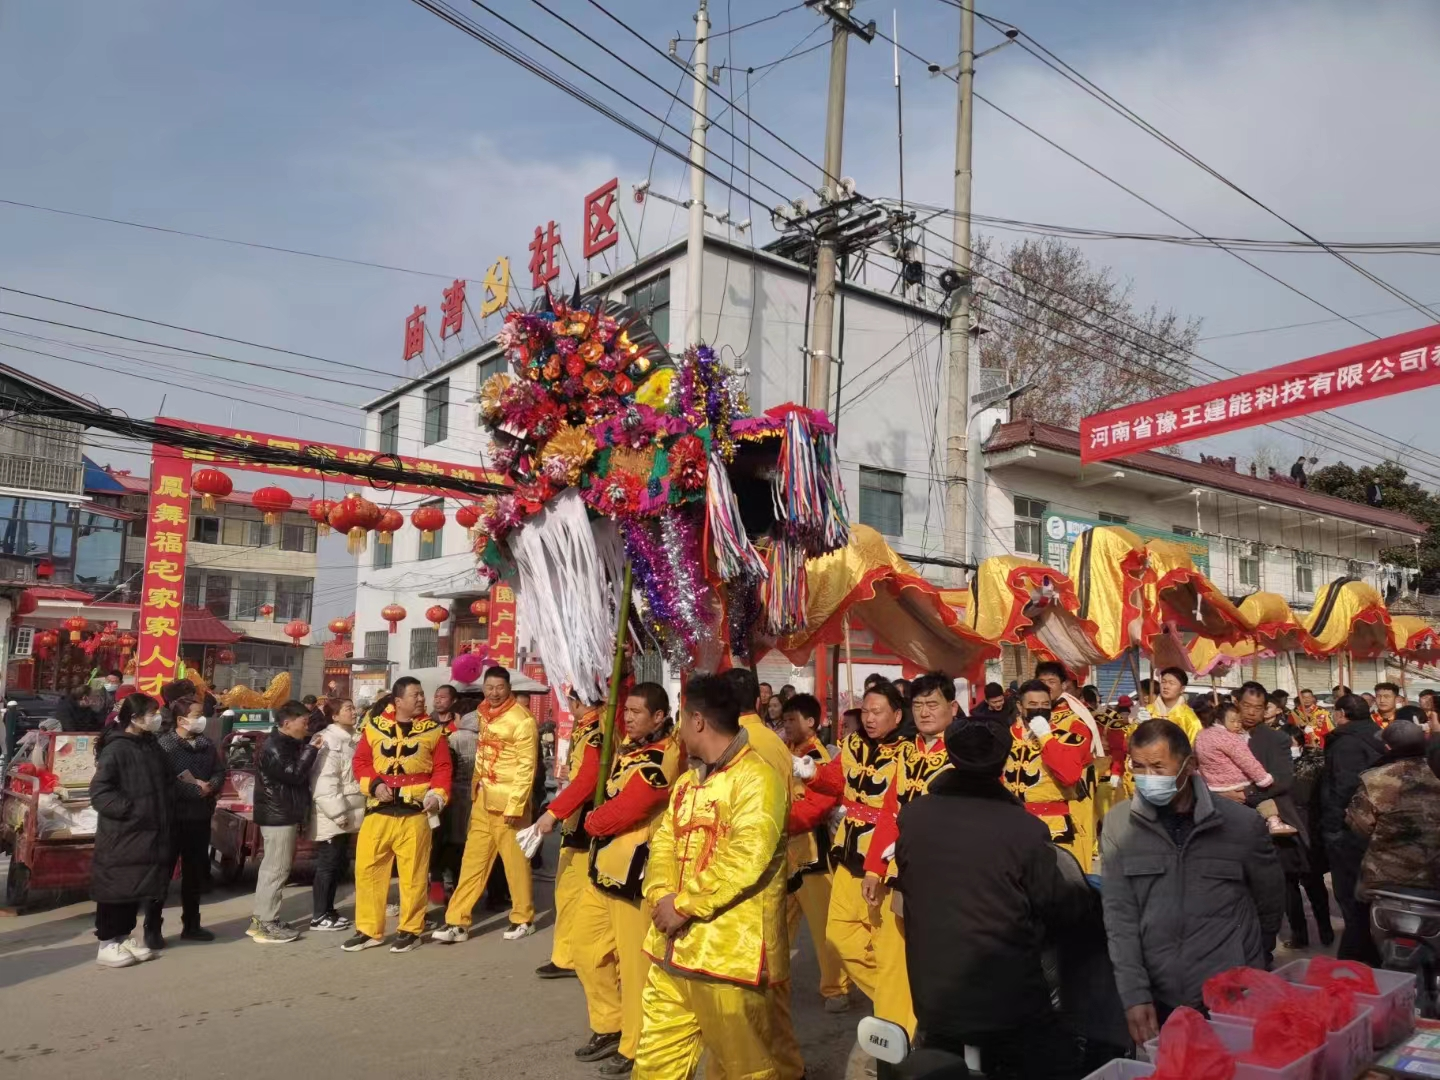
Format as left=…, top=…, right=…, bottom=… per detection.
left=379, top=405, right=399, bottom=456
left=1295, top=551, right=1315, bottom=594
left=624, top=273, right=670, bottom=347
left=191, top=515, right=220, bottom=544
left=477, top=353, right=506, bottom=386
left=418, top=498, right=443, bottom=561
left=1014, top=496, right=1047, bottom=556
left=364, top=630, right=388, bottom=662
left=858, top=467, right=904, bottom=537
left=373, top=539, right=393, bottom=569
left=184, top=568, right=202, bottom=608
left=423, top=381, right=449, bottom=445
left=1098, top=512, right=1129, bottom=525
left=280, top=523, right=316, bottom=553
left=1238, top=543, right=1260, bottom=588
left=1172, top=525, right=1195, bottom=537
left=409, top=627, right=438, bottom=669
left=235, top=574, right=267, bottom=620
left=275, top=577, right=313, bottom=621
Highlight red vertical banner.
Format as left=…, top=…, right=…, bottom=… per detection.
left=486, top=582, right=517, bottom=671
left=135, top=450, right=194, bottom=698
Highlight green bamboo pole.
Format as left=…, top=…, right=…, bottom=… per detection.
left=593, top=561, right=633, bottom=810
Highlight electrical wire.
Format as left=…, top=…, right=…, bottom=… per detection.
left=679, top=3, right=805, bottom=41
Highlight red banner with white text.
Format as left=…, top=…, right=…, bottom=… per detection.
left=1080, top=325, right=1440, bottom=463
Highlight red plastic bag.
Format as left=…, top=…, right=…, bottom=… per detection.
left=1303, top=955, right=1379, bottom=995
left=1202, top=966, right=1295, bottom=1019
left=12, top=763, right=59, bottom=794
left=1244, top=999, right=1327, bottom=1066
left=1313, top=980, right=1358, bottom=1030
left=1151, top=1006, right=1236, bottom=1080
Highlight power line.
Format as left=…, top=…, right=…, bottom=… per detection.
left=679, top=3, right=805, bottom=41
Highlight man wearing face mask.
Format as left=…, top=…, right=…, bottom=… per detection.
left=1004, top=676, right=1099, bottom=872
left=1101, top=718, right=1284, bottom=1049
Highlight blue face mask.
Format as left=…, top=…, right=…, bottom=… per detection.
left=1134, top=758, right=1190, bottom=806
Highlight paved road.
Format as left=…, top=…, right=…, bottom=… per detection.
left=0, top=849, right=863, bottom=1080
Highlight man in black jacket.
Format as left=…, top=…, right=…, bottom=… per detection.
left=896, top=718, right=1094, bottom=1079
left=1320, top=693, right=1385, bottom=963
left=249, top=701, right=319, bottom=944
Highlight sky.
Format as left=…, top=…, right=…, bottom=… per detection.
left=3, top=0, right=1439, bottom=621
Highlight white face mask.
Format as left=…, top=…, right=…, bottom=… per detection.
left=1290, top=746, right=1302, bottom=760
left=104, top=681, right=119, bottom=692
left=183, top=716, right=207, bottom=736
left=136, top=713, right=163, bottom=733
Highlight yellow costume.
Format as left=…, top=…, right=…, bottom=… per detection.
left=549, top=707, right=605, bottom=970
left=1004, top=699, right=1097, bottom=872
left=1153, top=697, right=1202, bottom=744
left=1291, top=705, right=1334, bottom=748
left=1093, top=706, right=1136, bottom=820
left=571, top=727, right=682, bottom=1059
left=444, top=696, right=538, bottom=927
left=785, top=736, right=849, bottom=1004
left=352, top=706, right=452, bottom=939
left=634, top=735, right=789, bottom=1080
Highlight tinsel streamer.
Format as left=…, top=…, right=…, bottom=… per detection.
left=770, top=410, right=825, bottom=551
left=705, top=450, right=767, bottom=581
left=760, top=536, right=808, bottom=636
left=623, top=513, right=709, bottom=668
left=726, top=570, right=766, bottom=661
left=812, top=427, right=851, bottom=551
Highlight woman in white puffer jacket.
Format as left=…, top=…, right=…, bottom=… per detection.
left=309, top=699, right=364, bottom=931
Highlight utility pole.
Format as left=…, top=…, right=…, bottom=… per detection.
left=684, top=0, right=710, bottom=347
left=944, top=0, right=975, bottom=574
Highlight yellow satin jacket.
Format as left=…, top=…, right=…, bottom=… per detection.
left=643, top=740, right=789, bottom=987
left=475, top=699, right=539, bottom=818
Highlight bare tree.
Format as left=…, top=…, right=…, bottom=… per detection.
left=972, top=236, right=1201, bottom=427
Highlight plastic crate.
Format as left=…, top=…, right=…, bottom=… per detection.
left=1274, top=958, right=1418, bottom=1049
left=1209, top=984, right=1372, bottom=1080
left=1081, top=1060, right=1155, bottom=1080
left=1144, top=1018, right=1324, bottom=1080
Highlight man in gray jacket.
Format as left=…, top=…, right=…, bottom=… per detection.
left=1101, top=718, right=1284, bottom=1048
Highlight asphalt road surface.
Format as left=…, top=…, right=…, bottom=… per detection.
left=0, top=847, right=863, bottom=1080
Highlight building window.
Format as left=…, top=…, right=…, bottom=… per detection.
left=624, top=273, right=670, bottom=347
left=1098, top=512, right=1129, bottom=525
left=477, top=353, right=506, bottom=386
left=1295, top=551, right=1315, bottom=594
left=235, top=574, right=268, bottom=620
left=409, top=627, right=439, bottom=669
left=423, top=381, right=449, bottom=445
left=379, top=405, right=399, bottom=456
left=280, top=522, right=316, bottom=553
left=1239, top=544, right=1260, bottom=588
left=204, top=574, right=232, bottom=619
left=275, top=576, right=313, bottom=622
left=191, top=515, right=220, bottom=545
left=417, top=498, right=443, bottom=560
left=858, top=467, right=904, bottom=537
left=1172, top=525, right=1195, bottom=537
left=373, top=539, right=393, bottom=570
left=364, top=631, right=388, bottom=662
left=1014, top=496, right=1047, bottom=556
left=184, top=568, right=202, bottom=608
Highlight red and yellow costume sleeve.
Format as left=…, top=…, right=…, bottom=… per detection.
left=1104, top=726, right=1128, bottom=777
left=863, top=780, right=903, bottom=878
left=1038, top=713, right=1092, bottom=789
left=788, top=777, right=838, bottom=834
left=805, top=755, right=845, bottom=798
left=586, top=768, right=671, bottom=837
left=546, top=737, right=602, bottom=821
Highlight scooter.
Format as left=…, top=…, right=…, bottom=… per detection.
left=1370, top=886, right=1440, bottom=1019
left=857, top=1016, right=975, bottom=1079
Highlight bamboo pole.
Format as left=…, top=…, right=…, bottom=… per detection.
left=843, top=612, right=855, bottom=711
left=593, top=561, right=633, bottom=810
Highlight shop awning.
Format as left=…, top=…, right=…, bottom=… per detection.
left=180, top=606, right=242, bottom=645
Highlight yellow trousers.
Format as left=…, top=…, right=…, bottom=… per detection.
left=550, top=847, right=587, bottom=969
left=444, top=807, right=534, bottom=927
left=874, top=896, right=916, bottom=1035
left=571, top=883, right=650, bottom=1056
left=354, top=812, right=431, bottom=940
left=786, top=872, right=850, bottom=1001
left=633, top=964, right=779, bottom=1080
left=826, top=864, right=879, bottom=1001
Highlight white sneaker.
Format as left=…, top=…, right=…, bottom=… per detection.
left=431, top=924, right=469, bottom=944
left=97, top=940, right=138, bottom=968
left=385, top=903, right=401, bottom=917
left=121, top=936, right=156, bottom=962
left=502, top=922, right=535, bottom=941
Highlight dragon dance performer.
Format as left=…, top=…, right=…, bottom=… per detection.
left=345, top=676, right=452, bottom=953
left=1005, top=675, right=1098, bottom=873
left=1088, top=688, right=1136, bottom=819
left=569, top=683, right=683, bottom=1078
left=861, top=672, right=961, bottom=1036
left=633, top=674, right=790, bottom=1080
left=434, top=666, right=539, bottom=943
left=794, top=680, right=908, bottom=1023
left=1290, top=688, right=1334, bottom=748
left=533, top=690, right=609, bottom=981
left=780, top=693, right=850, bottom=1013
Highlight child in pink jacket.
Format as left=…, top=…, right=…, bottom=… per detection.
left=1194, top=703, right=1297, bottom=835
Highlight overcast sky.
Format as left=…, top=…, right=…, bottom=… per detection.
left=4, top=0, right=1439, bottom=620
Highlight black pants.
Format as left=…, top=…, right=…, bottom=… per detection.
left=916, top=1017, right=1082, bottom=1080
left=96, top=900, right=141, bottom=941
left=312, top=833, right=354, bottom=918
left=1329, top=835, right=1381, bottom=965
left=145, top=816, right=210, bottom=933
left=1284, top=869, right=1334, bottom=946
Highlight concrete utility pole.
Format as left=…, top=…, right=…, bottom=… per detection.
left=944, top=0, right=975, bottom=572
left=806, top=0, right=855, bottom=414
left=684, top=0, right=711, bottom=347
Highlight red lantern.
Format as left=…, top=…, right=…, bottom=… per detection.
left=456, top=503, right=481, bottom=533
left=216, top=647, right=235, bottom=665
left=251, top=485, right=293, bottom=526
left=329, top=493, right=382, bottom=555
left=62, top=615, right=88, bottom=642
left=34, top=628, right=59, bottom=656
left=381, top=604, right=407, bottom=634
left=14, top=589, right=38, bottom=617
left=193, top=468, right=233, bottom=511
left=411, top=505, right=446, bottom=542
left=118, top=632, right=136, bottom=655
left=375, top=508, right=404, bottom=546
left=259, top=602, right=275, bottom=618
left=425, top=604, right=450, bottom=628
left=328, top=616, right=352, bottom=638
left=469, top=598, right=488, bottom=620
left=98, top=625, right=118, bottom=648
left=309, top=498, right=336, bottom=536
left=35, top=559, right=54, bottom=579
left=283, top=620, right=311, bottom=645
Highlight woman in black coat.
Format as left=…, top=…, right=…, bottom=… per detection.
left=89, top=693, right=175, bottom=969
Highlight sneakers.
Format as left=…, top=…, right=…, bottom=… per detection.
left=180, top=926, right=216, bottom=942
left=598, top=1056, right=634, bottom=1077
left=385, top=902, right=401, bottom=917
left=251, top=921, right=300, bottom=944
left=823, top=995, right=851, bottom=1014
left=121, top=936, right=156, bottom=963
left=575, top=1032, right=622, bottom=1062
left=246, top=917, right=262, bottom=938
left=143, top=926, right=166, bottom=951
left=390, top=931, right=421, bottom=953
left=535, top=961, right=577, bottom=979
left=431, top=924, right=470, bottom=944
left=341, top=932, right=385, bottom=953
left=502, top=922, right=536, bottom=941
left=97, top=940, right=138, bottom=968
left=1266, top=817, right=1299, bottom=836
left=311, top=913, right=351, bottom=932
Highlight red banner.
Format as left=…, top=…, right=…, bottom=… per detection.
left=135, top=452, right=194, bottom=699
left=1080, top=325, right=1440, bottom=463
left=154, top=417, right=506, bottom=496
left=486, top=582, right=517, bottom=670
